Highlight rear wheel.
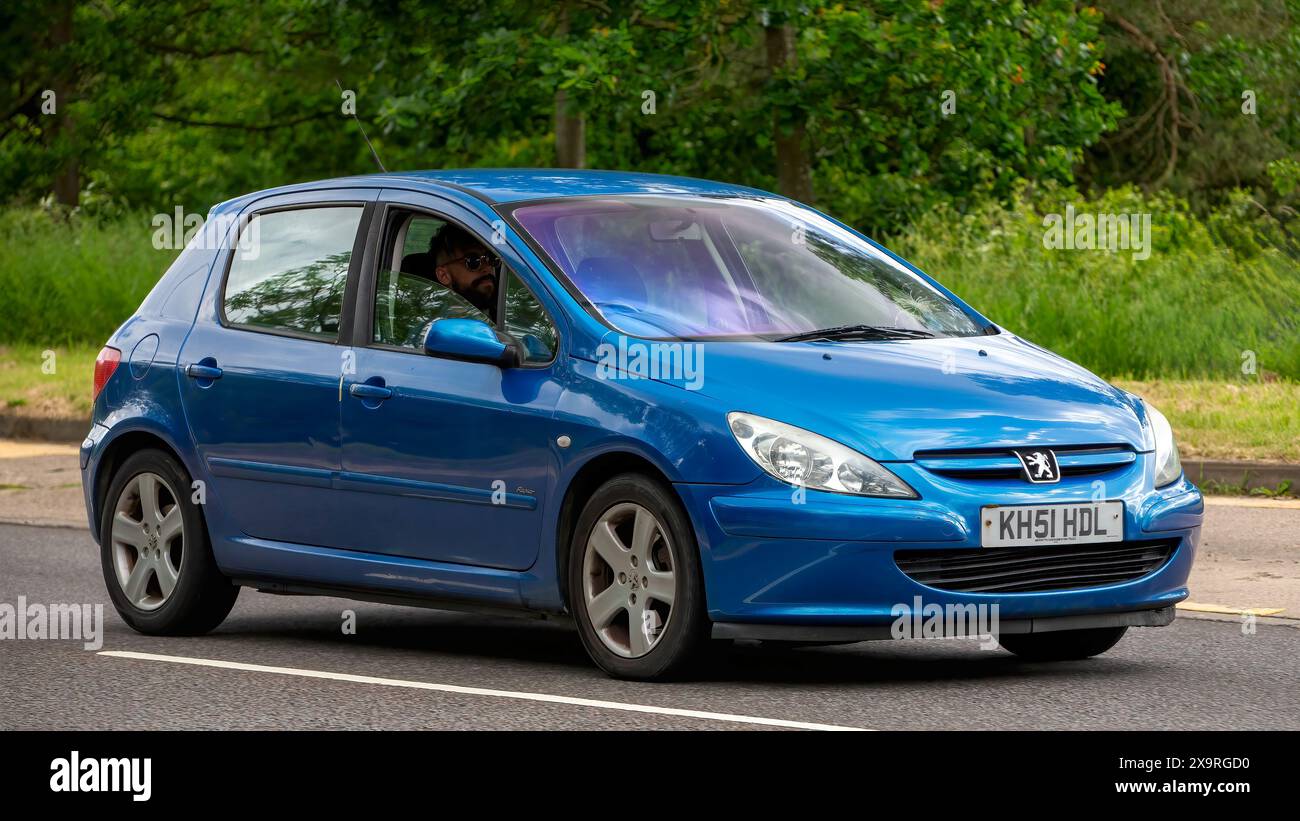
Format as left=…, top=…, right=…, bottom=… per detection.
left=569, top=474, right=710, bottom=680
left=100, top=449, right=238, bottom=635
left=998, top=626, right=1128, bottom=661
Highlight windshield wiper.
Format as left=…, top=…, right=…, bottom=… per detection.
left=775, top=324, right=937, bottom=343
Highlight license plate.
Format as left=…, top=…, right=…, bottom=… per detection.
left=980, top=501, right=1124, bottom=548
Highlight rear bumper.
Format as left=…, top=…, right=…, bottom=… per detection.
left=79, top=423, right=111, bottom=535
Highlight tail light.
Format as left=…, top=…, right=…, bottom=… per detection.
left=93, top=346, right=121, bottom=403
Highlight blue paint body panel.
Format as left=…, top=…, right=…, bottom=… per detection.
left=80, top=169, right=1200, bottom=627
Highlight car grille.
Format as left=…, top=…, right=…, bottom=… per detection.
left=894, top=539, right=1177, bottom=593
left=913, top=444, right=1136, bottom=481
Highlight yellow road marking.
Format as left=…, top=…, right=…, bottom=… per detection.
left=1178, top=602, right=1285, bottom=617
left=0, top=440, right=80, bottom=459
left=1202, top=496, right=1300, bottom=509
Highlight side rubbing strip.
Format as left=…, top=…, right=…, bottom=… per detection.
left=207, top=457, right=334, bottom=488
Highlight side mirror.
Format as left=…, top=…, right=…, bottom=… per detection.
left=519, top=333, right=552, bottom=362
left=423, top=318, right=520, bottom=368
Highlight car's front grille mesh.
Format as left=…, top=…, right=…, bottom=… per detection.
left=894, top=539, right=1177, bottom=593
left=913, top=444, right=1136, bottom=481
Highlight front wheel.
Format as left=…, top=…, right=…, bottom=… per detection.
left=569, top=474, right=710, bottom=680
left=99, top=449, right=238, bottom=635
left=998, top=626, right=1128, bottom=661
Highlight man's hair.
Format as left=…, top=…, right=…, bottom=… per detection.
left=429, top=222, right=483, bottom=265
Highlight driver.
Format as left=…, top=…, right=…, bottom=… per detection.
left=430, top=223, right=499, bottom=318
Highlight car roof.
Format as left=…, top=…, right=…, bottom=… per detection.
left=211, top=168, right=776, bottom=214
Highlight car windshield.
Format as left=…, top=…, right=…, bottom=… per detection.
left=510, top=195, right=984, bottom=341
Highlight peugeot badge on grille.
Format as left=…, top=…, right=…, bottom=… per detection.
left=1013, top=448, right=1060, bottom=484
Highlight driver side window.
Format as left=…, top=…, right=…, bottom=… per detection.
left=371, top=208, right=558, bottom=363
left=504, top=269, right=558, bottom=363
left=372, top=213, right=491, bottom=349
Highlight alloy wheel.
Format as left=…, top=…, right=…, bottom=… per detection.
left=582, top=502, right=677, bottom=658
left=110, top=472, right=184, bottom=611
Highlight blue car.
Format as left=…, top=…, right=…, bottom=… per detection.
left=82, top=170, right=1202, bottom=679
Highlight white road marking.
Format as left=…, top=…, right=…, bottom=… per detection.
left=99, top=650, right=868, bottom=731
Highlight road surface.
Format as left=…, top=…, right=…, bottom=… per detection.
left=2, top=519, right=1296, bottom=730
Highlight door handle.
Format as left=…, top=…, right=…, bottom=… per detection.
left=349, top=383, right=393, bottom=400
left=186, top=363, right=223, bottom=380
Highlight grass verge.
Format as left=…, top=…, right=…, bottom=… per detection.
left=0, top=344, right=99, bottom=418
left=1114, top=379, right=1300, bottom=463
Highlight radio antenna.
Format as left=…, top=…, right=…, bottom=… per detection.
left=336, top=79, right=387, bottom=173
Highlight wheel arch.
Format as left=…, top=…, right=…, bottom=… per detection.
left=91, top=427, right=195, bottom=541
left=554, top=450, right=681, bottom=611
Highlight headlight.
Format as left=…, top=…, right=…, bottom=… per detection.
left=1144, top=401, right=1182, bottom=487
left=727, top=412, right=918, bottom=498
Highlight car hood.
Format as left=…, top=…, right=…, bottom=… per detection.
left=680, top=333, right=1148, bottom=462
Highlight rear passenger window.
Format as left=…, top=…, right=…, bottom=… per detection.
left=223, top=207, right=363, bottom=339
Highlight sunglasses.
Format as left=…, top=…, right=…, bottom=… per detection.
left=446, top=252, right=500, bottom=271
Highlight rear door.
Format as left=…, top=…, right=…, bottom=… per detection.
left=178, top=189, right=377, bottom=546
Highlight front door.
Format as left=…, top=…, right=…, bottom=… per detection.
left=334, top=196, right=564, bottom=570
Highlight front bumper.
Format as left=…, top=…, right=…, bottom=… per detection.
left=711, top=605, right=1177, bottom=642
left=675, top=456, right=1203, bottom=629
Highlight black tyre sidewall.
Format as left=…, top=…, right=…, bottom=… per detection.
left=99, top=448, right=237, bottom=635
left=569, top=474, right=710, bottom=680
left=998, top=625, right=1128, bottom=661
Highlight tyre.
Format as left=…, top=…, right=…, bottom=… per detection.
left=99, top=448, right=238, bottom=635
left=569, top=474, right=711, bottom=680
left=998, top=626, right=1128, bottom=661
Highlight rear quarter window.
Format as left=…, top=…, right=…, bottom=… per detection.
left=138, top=213, right=229, bottom=321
